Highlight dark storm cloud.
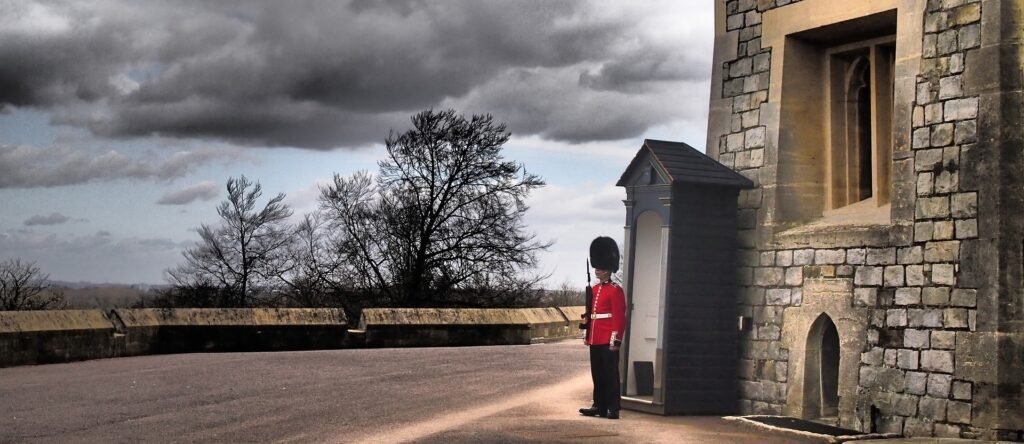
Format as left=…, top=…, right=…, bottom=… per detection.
left=0, top=1, right=711, bottom=148
left=24, top=213, right=75, bottom=226
left=157, top=181, right=219, bottom=205
left=0, top=144, right=230, bottom=188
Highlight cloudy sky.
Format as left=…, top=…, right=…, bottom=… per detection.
left=0, top=0, right=714, bottom=287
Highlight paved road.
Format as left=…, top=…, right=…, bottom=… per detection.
left=0, top=341, right=589, bottom=443
left=1, top=340, right=826, bottom=443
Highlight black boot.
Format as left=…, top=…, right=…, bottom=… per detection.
left=606, top=410, right=619, bottom=420
left=579, top=406, right=606, bottom=417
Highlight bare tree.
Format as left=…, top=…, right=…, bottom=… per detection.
left=319, top=109, right=550, bottom=307
left=167, top=175, right=294, bottom=307
left=0, top=259, right=66, bottom=311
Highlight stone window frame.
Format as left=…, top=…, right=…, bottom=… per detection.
left=825, top=36, right=896, bottom=212
left=755, top=0, right=924, bottom=249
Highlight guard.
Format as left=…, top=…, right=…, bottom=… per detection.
left=579, top=236, right=626, bottom=419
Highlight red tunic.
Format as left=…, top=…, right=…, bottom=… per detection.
left=585, top=281, right=626, bottom=346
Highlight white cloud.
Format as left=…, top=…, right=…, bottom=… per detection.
left=23, top=212, right=82, bottom=226
left=157, top=181, right=219, bottom=205
left=0, top=144, right=234, bottom=188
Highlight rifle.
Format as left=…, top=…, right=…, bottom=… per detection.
left=580, top=259, right=593, bottom=330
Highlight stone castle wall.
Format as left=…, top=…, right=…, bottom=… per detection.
left=709, top=0, right=1021, bottom=440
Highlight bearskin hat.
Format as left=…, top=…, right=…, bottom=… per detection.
left=589, top=236, right=620, bottom=272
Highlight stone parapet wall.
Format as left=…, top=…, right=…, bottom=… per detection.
left=356, top=307, right=584, bottom=348
left=0, top=306, right=585, bottom=367
left=111, top=308, right=350, bottom=356
left=0, top=310, right=116, bottom=367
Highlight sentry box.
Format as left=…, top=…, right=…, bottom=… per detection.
left=615, top=139, right=754, bottom=415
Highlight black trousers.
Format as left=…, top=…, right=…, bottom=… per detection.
left=589, top=345, right=621, bottom=412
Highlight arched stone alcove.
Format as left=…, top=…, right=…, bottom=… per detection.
left=782, top=277, right=870, bottom=429
left=802, top=313, right=841, bottom=420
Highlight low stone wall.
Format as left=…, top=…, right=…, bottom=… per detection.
left=0, top=306, right=584, bottom=367
left=517, top=307, right=579, bottom=342
left=0, top=310, right=116, bottom=367
left=111, top=308, right=349, bottom=356
left=356, top=306, right=585, bottom=348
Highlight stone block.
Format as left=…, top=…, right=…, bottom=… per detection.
left=784, top=267, right=802, bottom=286
left=753, top=267, right=784, bottom=286
left=896, top=288, right=922, bottom=305
left=898, top=349, right=920, bottom=370
left=952, top=3, right=980, bottom=25
left=950, top=289, right=976, bottom=307
left=922, top=287, right=951, bottom=306
left=887, top=309, right=908, bottom=327
left=867, top=248, right=897, bottom=265
left=775, top=250, right=793, bottom=266
left=906, top=265, right=925, bottom=286
left=904, top=417, right=934, bottom=437
left=860, top=365, right=906, bottom=392
left=726, top=13, right=744, bottom=30
left=944, top=308, right=969, bottom=328
left=915, top=222, right=934, bottom=242
left=757, top=324, right=781, bottom=340
left=952, top=380, right=972, bottom=400
left=735, top=149, right=764, bottom=169
left=791, top=288, right=802, bottom=305
left=938, top=76, right=962, bottom=100
left=937, top=29, right=959, bottom=55
left=862, top=347, right=884, bottom=366
left=931, top=122, right=955, bottom=146
left=919, top=397, right=948, bottom=421
left=760, top=251, right=776, bottom=266
left=884, top=266, right=905, bottom=287
left=917, top=171, right=933, bottom=195
left=958, top=23, right=980, bottom=49
left=916, top=196, right=951, bottom=219
left=752, top=52, right=770, bottom=72
left=793, top=249, right=814, bottom=266
left=955, top=219, right=978, bottom=239
left=915, top=148, right=944, bottom=171
left=855, top=266, right=884, bottom=286
left=909, top=309, right=944, bottom=328
left=922, top=350, right=955, bottom=373
left=898, top=246, right=924, bottom=264
left=894, top=393, right=920, bottom=416
left=765, top=288, right=791, bottom=305
left=932, top=221, right=954, bottom=240
left=847, top=248, right=866, bottom=265
left=925, top=241, right=960, bottom=263
left=913, top=127, right=931, bottom=149
left=928, top=373, right=953, bottom=398
left=815, top=249, right=845, bottom=265
left=729, top=57, right=753, bottom=78
left=854, top=288, right=878, bottom=307
left=931, top=330, right=955, bottom=349
left=944, top=97, right=978, bottom=121
left=726, top=132, right=745, bottom=151
left=951, top=192, right=977, bottom=218
left=836, top=265, right=853, bottom=277
left=947, top=401, right=972, bottom=424
left=884, top=348, right=898, bottom=366
left=932, top=264, right=956, bottom=285
left=954, top=120, right=977, bottom=144
left=934, top=170, right=958, bottom=194
left=905, top=329, right=930, bottom=348
left=905, top=371, right=928, bottom=395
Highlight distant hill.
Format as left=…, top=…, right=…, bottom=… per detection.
left=49, top=282, right=167, bottom=309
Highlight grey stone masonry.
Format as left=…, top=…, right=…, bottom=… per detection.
left=716, top=0, right=998, bottom=437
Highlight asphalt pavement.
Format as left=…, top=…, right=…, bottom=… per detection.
left=0, top=339, right=971, bottom=443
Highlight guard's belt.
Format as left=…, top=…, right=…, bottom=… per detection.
left=590, top=313, right=612, bottom=319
